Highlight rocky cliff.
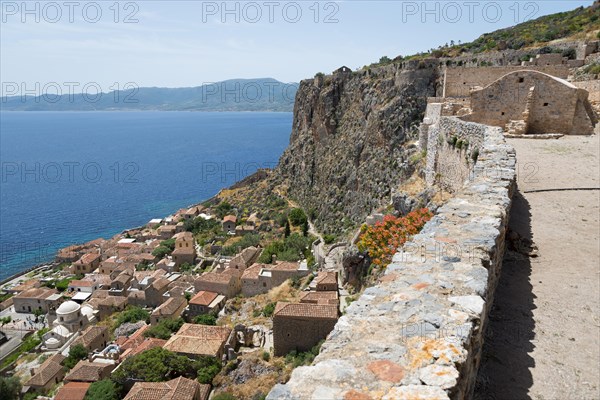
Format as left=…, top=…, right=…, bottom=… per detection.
left=275, top=65, right=439, bottom=234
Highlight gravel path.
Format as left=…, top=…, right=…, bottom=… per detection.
left=475, top=135, right=600, bottom=399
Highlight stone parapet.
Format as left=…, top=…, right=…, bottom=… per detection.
left=268, top=124, right=516, bottom=400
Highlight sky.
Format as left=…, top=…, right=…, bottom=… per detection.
left=0, top=0, right=594, bottom=94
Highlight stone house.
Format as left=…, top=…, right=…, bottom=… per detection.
left=463, top=70, right=597, bottom=135
left=70, top=252, right=101, bottom=274
left=150, top=296, right=187, bottom=325
left=228, top=246, right=260, bottom=272
left=124, top=377, right=210, bottom=400
left=163, top=323, right=233, bottom=359
left=13, top=288, right=61, bottom=313
left=241, top=264, right=268, bottom=297
left=24, top=353, right=66, bottom=393
left=273, top=302, right=339, bottom=356
left=145, top=277, right=171, bottom=307
left=315, top=271, right=338, bottom=292
left=269, top=261, right=310, bottom=287
left=194, top=270, right=241, bottom=298
left=71, top=325, right=109, bottom=352
left=188, top=290, right=225, bottom=318
left=183, top=206, right=202, bottom=220
left=158, top=225, right=176, bottom=240
left=110, top=271, right=133, bottom=295
left=64, top=360, right=113, bottom=383
left=87, top=295, right=127, bottom=319
left=299, top=291, right=339, bottom=305
left=222, top=215, right=237, bottom=234
left=68, top=280, right=98, bottom=294
left=172, top=232, right=196, bottom=268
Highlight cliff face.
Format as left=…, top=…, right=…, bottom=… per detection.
left=276, top=65, right=438, bottom=234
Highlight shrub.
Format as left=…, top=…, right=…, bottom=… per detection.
left=221, top=233, right=261, bottom=256
left=64, top=344, right=88, bottom=369
left=0, top=376, right=22, bottom=400
left=323, top=234, right=336, bottom=245
left=262, top=302, right=276, bottom=317
left=144, top=318, right=184, bottom=340
left=213, top=394, right=237, bottom=400
left=215, top=201, right=234, bottom=219
left=471, top=148, right=480, bottom=162
left=288, top=208, right=307, bottom=226
left=562, top=47, right=577, bottom=60
left=114, top=307, right=149, bottom=327
left=112, top=348, right=200, bottom=385
left=193, top=314, right=217, bottom=326
left=84, top=379, right=119, bottom=400
left=262, top=351, right=270, bottom=361
left=196, top=357, right=222, bottom=384
left=357, top=209, right=433, bottom=268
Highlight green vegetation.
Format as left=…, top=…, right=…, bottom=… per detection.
left=143, top=318, right=185, bottom=340
left=262, top=351, right=270, bottom=361
left=221, top=233, right=261, bottom=256
left=261, top=302, right=276, bottom=317
left=84, top=379, right=119, bottom=400
left=152, top=238, right=176, bottom=258
left=0, top=333, right=41, bottom=369
left=288, top=208, right=307, bottom=226
left=284, top=340, right=324, bottom=368
left=64, top=344, right=88, bottom=369
left=323, top=234, right=336, bottom=245
left=257, top=233, right=314, bottom=264
left=0, top=316, right=12, bottom=327
left=193, top=314, right=217, bottom=326
left=0, top=376, right=21, bottom=400
left=213, top=393, right=238, bottom=400
left=114, top=306, right=149, bottom=327
left=0, top=292, right=13, bottom=303
left=215, top=201, right=234, bottom=219
left=111, top=347, right=221, bottom=386
left=583, top=63, right=600, bottom=75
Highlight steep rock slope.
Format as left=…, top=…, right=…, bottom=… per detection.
left=275, top=65, right=438, bottom=234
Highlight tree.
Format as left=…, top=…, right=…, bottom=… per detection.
left=288, top=208, right=307, bottom=226
left=0, top=316, right=11, bottom=327
left=196, top=357, right=221, bottom=384
left=84, top=379, right=119, bottom=400
left=144, top=318, right=184, bottom=340
left=262, top=302, right=276, bottom=317
left=64, top=344, right=88, bottom=369
left=284, top=221, right=291, bottom=238
left=0, top=377, right=21, bottom=400
left=193, top=314, right=216, bottom=326
left=111, top=348, right=198, bottom=385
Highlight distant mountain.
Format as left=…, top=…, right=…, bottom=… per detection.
left=0, top=78, right=298, bottom=112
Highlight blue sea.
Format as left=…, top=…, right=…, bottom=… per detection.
left=0, top=111, right=292, bottom=281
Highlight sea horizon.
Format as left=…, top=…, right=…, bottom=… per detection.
left=0, top=111, right=292, bottom=281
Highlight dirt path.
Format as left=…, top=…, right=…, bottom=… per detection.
left=475, top=135, right=600, bottom=399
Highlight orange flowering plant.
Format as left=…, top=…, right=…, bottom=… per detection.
left=357, top=208, right=433, bottom=268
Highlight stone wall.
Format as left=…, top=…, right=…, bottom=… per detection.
left=443, top=65, right=569, bottom=97
left=573, top=80, right=600, bottom=103
left=267, top=123, right=516, bottom=400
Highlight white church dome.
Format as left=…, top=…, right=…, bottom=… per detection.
left=56, top=300, right=81, bottom=315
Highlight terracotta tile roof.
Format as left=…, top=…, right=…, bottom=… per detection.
left=172, top=247, right=195, bottom=255
left=128, top=338, right=167, bottom=358
left=174, top=231, right=194, bottom=240
left=15, top=287, right=58, bottom=300
left=241, top=264, right=264, bottom=280
left=64, top=361, right=111, bottom=382
left=151, top=277, right=171, bottom=291
left=316, top=271, right=338, bottom=286
left=163, top=324, right=231, bottom=358
left=54, top=382, right=91, bottom=400
left=271, top=261, right=299, bottom=271
left=151, top=296, right=186, bottom=317
left=300, top=291, right=339, bottom=305
left=83, top=274, right=111, bottom=287
left=128, top=291, right=146, bottom=301
left=231, top=246, right=259, bottom=266
left=25, top=353, right=65, bottom=387
left=78, top=252, right=101, bottom=265
left=71, top=326, right=107, bottom=349
left=274, top=302, right=339, bottom=320
left=69, top=280, right=94, bottom=287
left=124, top=377, right=208, bottom=400
left=189, top=291, right=218, bottom=306
left=10, top=280, right=40, bottom=292
left=223, top=215, right=237, bottom=223
left=121, top=325, right=150, bottom=351
left=195, top=272, right=235, bottom=285
left=114, top=273, right=133, bottom=285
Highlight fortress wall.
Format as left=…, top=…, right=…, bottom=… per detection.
left=268, top=120, right=516, bottom=400
left=444, top=65, right=569, bottom=97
